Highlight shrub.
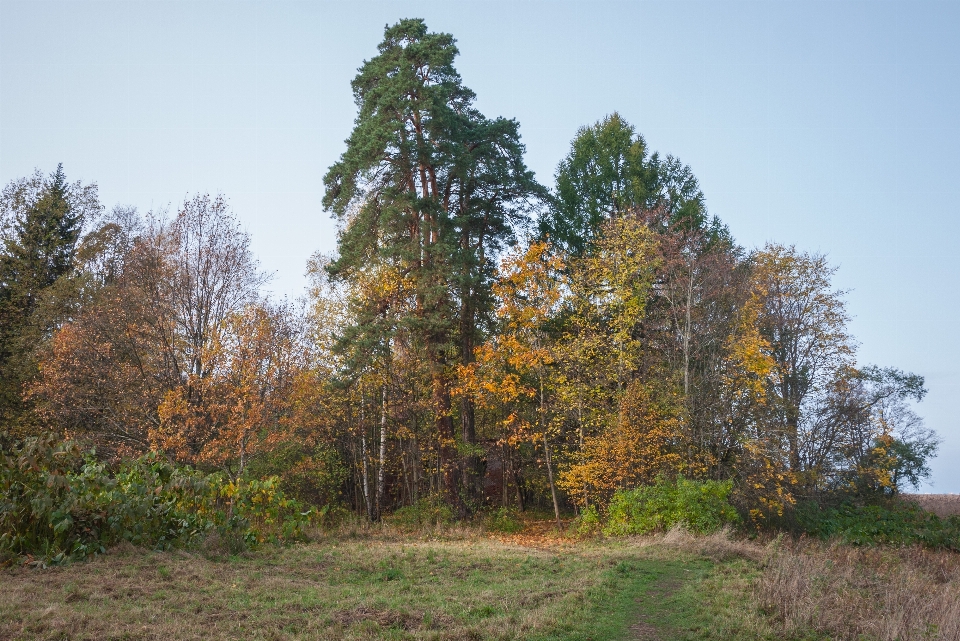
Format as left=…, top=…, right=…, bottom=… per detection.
left=485, top=507, right=523, bottom=534
left=0, top=434, right=313, bottom=566
left=243, top=442, right=346, bottom=507
left=387, top=497, right=454, bottom=529
left=603, top=476, right=739, bottom=536
left=795, top=499, right=960, bottom=550
left=213, top=475, right=314, bottom=545
left=569, top=504, right=602, bottom=537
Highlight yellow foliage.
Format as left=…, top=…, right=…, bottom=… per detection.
left=559, top=379, right=682, bottom=507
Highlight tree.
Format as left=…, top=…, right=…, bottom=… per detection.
left=155, top=301, right=302, bottom=476
left=713, top=284, right=794, bottom=522
left=555, top=217, right=681, bottom=506
left=741, top=246, right=937, bottom=502
left=541, top=113, right=754, bottom=491
left=635, top=206, right=746, bottom=478
left=32, top=211, right=178, bottom=453
left=456, top=241, right=567, bottom=522
left=164, top=194, right=270, bottom=385
left=0, top=166, right=101, bottom=437
left=859, top=367, right=937, bottom=492
left=322, top=18, right=543, bottom=515
left=821, top=366, right=938, bottom=496
left=748, top=244, right=855, bottom=481
left=540, top=113, right=705, bottom=256
left=32, top=195, right=270, bottom=462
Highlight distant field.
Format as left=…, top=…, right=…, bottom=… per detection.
left=904, top=494, right=960, bottom=518
left=2, top=527, right=959, bottom=640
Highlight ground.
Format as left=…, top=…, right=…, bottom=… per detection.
left=0, top=524, right=782, bottom=641
left=5, top=520, right=958, bottom=641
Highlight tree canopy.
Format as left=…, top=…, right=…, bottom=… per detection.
left=2, top=20, right=938, bottom=531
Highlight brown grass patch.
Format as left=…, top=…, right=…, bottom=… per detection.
left=758, top=540, right=960, bottom=640
left=658, top=525, right=771, bottom=563
left=656, top=525, right=960, bottom=640
left=904, top=494, right=960, bottom=518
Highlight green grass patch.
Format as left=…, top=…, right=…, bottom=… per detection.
left=0, top=534, right=796, bottom=640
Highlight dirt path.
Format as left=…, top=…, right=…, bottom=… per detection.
left=630, top=580, right=680, bottom=640
left=629, top=571, right=688, bottom=640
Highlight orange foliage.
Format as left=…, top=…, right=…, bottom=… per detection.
left=153, top=303, right=300, bottom=473
left=456, top=241, right=564, bottom=447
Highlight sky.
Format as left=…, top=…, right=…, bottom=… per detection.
left=1, top=0, right=958, bottom=491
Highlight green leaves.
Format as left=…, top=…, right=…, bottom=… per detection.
left=797, top=500, right=960, bottom=550
left=0, top=435, right=314, bottom=565
left=603, top=477, right=739, bottom=536
left=541, top=113, right=706, bottom=256
left=322, top=18, right=541, bottom=352
left=0, top=166, right=95, bottom=435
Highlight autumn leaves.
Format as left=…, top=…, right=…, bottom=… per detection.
left=2, top=19, right=936, bottom=526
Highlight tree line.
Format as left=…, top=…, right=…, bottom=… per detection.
left=0, top=19, right=938, bottom=526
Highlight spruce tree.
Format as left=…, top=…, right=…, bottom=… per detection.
left=0, top=165, right=83, bottom=435
left=540, top=113, right=707, bottom=256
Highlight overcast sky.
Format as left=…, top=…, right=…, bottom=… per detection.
left=2, top=0, right=958, bottom=491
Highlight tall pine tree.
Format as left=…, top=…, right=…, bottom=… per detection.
left=322, top=19, right=543, bottom=514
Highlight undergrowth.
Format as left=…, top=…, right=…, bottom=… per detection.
left=602, top=476, right=740, bottom=536
left=795, top=499, right=960, bottom=551
left=0, top=434, right=313, bottom=566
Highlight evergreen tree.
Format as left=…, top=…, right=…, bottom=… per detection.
left=322, top=19, right=543, bottom=514
left=0, top=165, right=85, bottom=436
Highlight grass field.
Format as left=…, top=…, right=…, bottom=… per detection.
left=904, top=494, right=960, bottom=518
left=0, top=525, right=775, bottom=641
left=1, top=524, right=958, bottom=640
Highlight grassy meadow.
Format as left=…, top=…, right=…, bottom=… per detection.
left=2, top=520, right=959, bottom=641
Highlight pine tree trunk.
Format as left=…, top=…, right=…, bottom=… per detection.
left=460, top=294, right=481, bottom=504
left=434, top=373, right=468, bottom=519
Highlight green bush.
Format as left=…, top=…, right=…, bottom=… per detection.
left=485, top=507, right=523, bottom=534
left=603, top=477, right=739, bottom=536
left=795, top=499, right=960, bottom=550
left=387, top=497, right=454, bottom=528
left=243, top=441, right=346, bottom=508
left=570, top=504, right=602, bottom=537
left=214, top=475, right=314, bottom=546
left=0, top=434, right=313, bottom=566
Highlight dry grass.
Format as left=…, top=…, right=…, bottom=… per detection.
left=757, top=539, right=960, bottom=640
left=904, top=494, right=960, bottom=518
left=655, top=526, right=960, bottom=640
left=659, top=526, right=770, bottom=563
